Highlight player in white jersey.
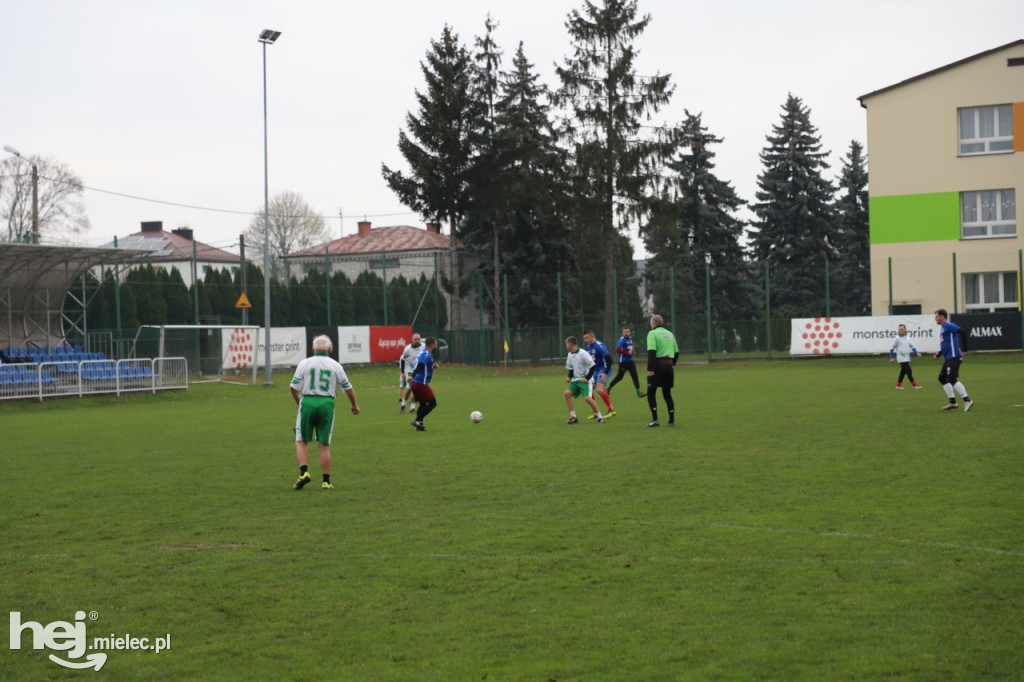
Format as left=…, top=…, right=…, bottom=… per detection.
left=563, top=336, right=604, bottom=424
left=888, top=324, right=922, bottom=389
left=398, top=332, right=422, bottom=413
left=289, top=335, right=360, bottom=490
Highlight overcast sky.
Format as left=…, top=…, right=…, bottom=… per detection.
left=3, top=0, right=1022, bottom=257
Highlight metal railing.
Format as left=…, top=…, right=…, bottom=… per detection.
left=0, top=357, right=188, bottom=402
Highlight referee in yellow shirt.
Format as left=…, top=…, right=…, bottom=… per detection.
left=646, top=314, right=679, bottom=427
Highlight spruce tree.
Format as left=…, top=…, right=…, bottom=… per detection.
left=489, top=43, right=574, bottom=326
left=382, top=25, right=484, bottom=331
left=750, top=94, right=835, bottom=317
left=833, top=140, right=870, bottom=315
left=464, top=15, right=505, bottom=332
left=644, top=111, right=754, bottom=323
left=555, top=0, right=674, bottom=331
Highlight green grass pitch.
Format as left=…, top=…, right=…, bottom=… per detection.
left=2, top=354, right=1022, bottom=680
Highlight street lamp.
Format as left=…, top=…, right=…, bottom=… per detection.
left=259, top=28, right=280, bottom=386
left=3, top=145, right=39, bottom=244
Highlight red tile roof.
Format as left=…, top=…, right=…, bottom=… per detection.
left=287, top=225, right=454, bottom=259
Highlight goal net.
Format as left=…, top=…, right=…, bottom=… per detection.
left=135, top=325, right=261, bottom=384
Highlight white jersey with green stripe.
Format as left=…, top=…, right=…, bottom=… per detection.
left=565, top=349, right=595, bottom=381
left=290, top=353, right=353, bottom=399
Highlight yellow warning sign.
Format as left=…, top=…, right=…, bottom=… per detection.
left=235, top=293, right=253, bottom=309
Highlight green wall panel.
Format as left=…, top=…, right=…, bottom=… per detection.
left=869, top=192, right=960, bottom=244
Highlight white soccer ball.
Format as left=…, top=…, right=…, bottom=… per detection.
left=470, top=410, right=483, bottom=423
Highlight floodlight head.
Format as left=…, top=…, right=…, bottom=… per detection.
left=3, top=145, right=22, bottom=157
left=259, top=29, right=281, bottom=44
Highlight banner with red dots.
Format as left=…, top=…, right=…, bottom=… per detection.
left=224, top=328, right=258, bottom=368
left=790, top=315, right=938, bottom=355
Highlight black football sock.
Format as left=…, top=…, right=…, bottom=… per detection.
left=300, top=465, right=308, bottom=476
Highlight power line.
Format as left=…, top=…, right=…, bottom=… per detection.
left=49, top=176, right=418, bottom=221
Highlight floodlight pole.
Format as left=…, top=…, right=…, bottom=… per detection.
left=3, top=145, right=39, bottom=244
left=259, top=29, right=280, bottom=386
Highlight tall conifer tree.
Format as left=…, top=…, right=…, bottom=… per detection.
left=750, top=94, right=835, bottom=317
left=833, top=140, right=870, bottom=315
left=383, top=25, right=484, bottom=330
left=645, top=112, right=754, bottom=322
left=555, top=0, right=673, bottom=331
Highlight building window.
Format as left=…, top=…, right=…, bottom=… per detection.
left=963, top=271, right=1019, bottom=312
left=961, top=189, right=1016, bottom=238
left=369, top=258, right=400, bottom=270
left=958, top=105, right=1013, bottom=155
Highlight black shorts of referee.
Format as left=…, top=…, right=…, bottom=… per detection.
left=647, top=357, right=675, bottom=389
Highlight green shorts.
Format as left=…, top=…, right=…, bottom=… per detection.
left=295, top=395, right=336, bottom=445
left=566, top=379, right=593, bottom=399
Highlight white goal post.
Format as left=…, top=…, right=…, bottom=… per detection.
left=136, top=325, right=261, bottom=384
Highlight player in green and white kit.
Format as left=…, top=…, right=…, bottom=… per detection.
left=398, top=333, right=422, bottom=413
left=563, top=336, right=604, bottom=424
left=289, top=335, right=360, bottom=490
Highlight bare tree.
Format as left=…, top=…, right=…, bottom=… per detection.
left=244, top=190, right=330, bottom=280
left=0, top=156, right=90, bottom=244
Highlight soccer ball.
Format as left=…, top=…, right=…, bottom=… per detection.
left=470, top=410, right=483, bottom=423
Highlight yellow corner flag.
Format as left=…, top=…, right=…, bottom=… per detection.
left=503, top=340, right=509, bottom=354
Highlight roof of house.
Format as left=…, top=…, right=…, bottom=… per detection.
left=858, top=39, right=1024, bottom=106
left=286, top=224, right=453, bottom=259
left=104, top=227, right=239, bottom=264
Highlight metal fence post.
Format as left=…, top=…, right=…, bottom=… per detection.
left=193, top=240, right=200, bottom=366
left=824, top=255, right=831, bottom=318
left=502, top=273, right=509, bottom=349
left=477, top=273, right=485, bottom=361
left=952, top=252, right=958, bottom=315
left=382, top=251, right=388, bottom=325
left=557, top=271, right=563, bottom=354
left=325, top=247, right=331, bottom=327
left=764, top=261, right=771, bottom=358
left=114, top=236, right=122, bottom=360
left=612, top=268, right=618, bottom=333
left=705, top=259, right=712, bottom=362
left=888, top=257, right=893, bottom=315
left=433, top=252, right=440, bottom=331
left=669, top=266, right=675, bottom=333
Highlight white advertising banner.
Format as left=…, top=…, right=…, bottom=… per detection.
left=790, top=315, right=938, bottom=356
left=261, top=327, right=307, bottom=367
left=221, top=327, right=306, bottom=369
left=336, top=326, right=371, bottom=364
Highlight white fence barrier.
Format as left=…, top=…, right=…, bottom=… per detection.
left=0, top=357, right=188, bottom=402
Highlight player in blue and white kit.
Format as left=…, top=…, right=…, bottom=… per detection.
left=888, top=324, right=922, bottom=389
left=409, top=337, right=438, bottom=431
left=933, top=308, right=973, bottom=412
left=607, top=325, right=645, bottom=398
left=583, top=330, right=616, bottom=418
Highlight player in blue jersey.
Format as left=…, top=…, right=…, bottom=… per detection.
left=933, top=309, right=973, bottom=412
left=409, top=337, right=438, bottom=430
left=583, top=330, right=616, bottom=418
left=606, top=325, right=645, bottom=398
